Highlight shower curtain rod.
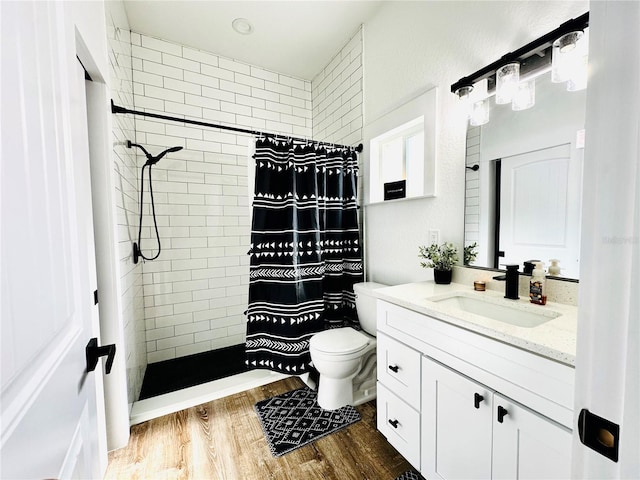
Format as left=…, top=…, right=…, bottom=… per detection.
left=111, top=101, right=363, bottom=153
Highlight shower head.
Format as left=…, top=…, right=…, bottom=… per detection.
left=147, top=145, right=183, bottom=165
left=127, top=141, right=183, bottom=166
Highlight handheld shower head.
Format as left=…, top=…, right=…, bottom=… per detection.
left=126, top=141, right=183, bottom=166
left=146, top=145, right=184, bottom=166
left=128, top=141, right=183, bottom=264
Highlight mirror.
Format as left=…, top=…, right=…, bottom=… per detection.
left=463, top=71, right=586, bottom=279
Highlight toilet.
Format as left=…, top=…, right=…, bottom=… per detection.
left=309, top=282, right=386, bottom=410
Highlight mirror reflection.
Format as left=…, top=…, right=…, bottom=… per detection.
left=463, top=70, right=587, bottom=279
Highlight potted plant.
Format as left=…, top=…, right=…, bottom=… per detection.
left=418, top=242, right=459, bottom=284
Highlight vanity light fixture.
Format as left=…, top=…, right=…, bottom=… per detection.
left=468, top=78, right=490, bottom=125
left=450, top=12, right=589, bottom=121
left=565, top=29, right=589, bottom=92
left=454, top=85, right=474, bottom=100
left=495, top=62, right=520, bottom=104
left=454, top=85, right=474, bottom=119
left=552, top=31, right=585, bottom=84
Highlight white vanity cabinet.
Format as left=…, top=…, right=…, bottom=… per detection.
left=422, top=357, right=572, bottom=480
left=376, top=299, right=575, bottom=480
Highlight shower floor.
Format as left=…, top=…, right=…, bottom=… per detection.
left=139, top=344, right=248, bottom=400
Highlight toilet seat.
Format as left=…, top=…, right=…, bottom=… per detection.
left=310, top=327, right=370, bottom=355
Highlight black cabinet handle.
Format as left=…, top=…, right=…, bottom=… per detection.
left=388, top=365, right=399, bottom=373
left=497, top=405, right=509, bottom=423
left=86, top=337, right=116, bottom=374
left=388, top=419, right=399, bottom=429
left=474, top=393, right=484, bottom=409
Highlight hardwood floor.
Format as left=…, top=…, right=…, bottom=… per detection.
left=106, top=377, right=413, bottom=479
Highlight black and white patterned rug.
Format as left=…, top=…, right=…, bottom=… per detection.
left=395, top=470, right=426, bottom=480
left=254, top=387, right=361, bottom=457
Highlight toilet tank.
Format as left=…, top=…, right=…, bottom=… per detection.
left=353, top=282, right=387, bottom=336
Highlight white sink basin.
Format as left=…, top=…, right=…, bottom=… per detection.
left=428, top=293, right=561, bottom=328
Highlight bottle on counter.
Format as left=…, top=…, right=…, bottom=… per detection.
left=529, top=262, right=547, bottom=305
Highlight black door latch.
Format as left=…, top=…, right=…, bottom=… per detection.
left=86, top=338, right=116, bottom=374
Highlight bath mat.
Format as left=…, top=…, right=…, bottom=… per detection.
left=254, top=387, right=361, bottom=457
left=395, top=471, right=426, bottom=480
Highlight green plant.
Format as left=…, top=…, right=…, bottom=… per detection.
left=418, top=242, right=458, bottom=271
left=464, top=242, right=478, bottom=266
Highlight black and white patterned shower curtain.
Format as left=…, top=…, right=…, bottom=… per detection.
left=245, top=138, right=364, bottom=374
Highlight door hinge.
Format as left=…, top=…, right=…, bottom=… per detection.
left=93, top=289, right=99, bottom=305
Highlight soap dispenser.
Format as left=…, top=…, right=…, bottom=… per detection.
left=529, top=262, right=547, bottom=305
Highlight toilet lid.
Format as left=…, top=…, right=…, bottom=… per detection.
left=310, top=327, right=369, bottom=355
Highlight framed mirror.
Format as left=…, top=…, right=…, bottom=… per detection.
left=463, top=70, right=586, bottom=280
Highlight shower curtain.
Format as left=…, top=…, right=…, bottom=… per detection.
left=245, top=138, right=363, bottom=374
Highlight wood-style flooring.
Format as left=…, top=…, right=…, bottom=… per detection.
left=105, top=377, right=413, bottom=480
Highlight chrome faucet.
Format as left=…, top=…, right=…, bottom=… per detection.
left=493, top=264, right=520, bottom=300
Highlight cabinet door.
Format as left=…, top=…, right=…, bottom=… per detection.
left=492, top=394, right=572, bottom=479
left=422, top=357, right=493, bottom=480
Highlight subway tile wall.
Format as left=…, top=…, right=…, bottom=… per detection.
left=106, top=6, right=147, bottom=403
left=311, top=26, right=365, bottom=241
left=130, top=33, right=316, bottom=363
left=312, top=27, right=363, bottom=147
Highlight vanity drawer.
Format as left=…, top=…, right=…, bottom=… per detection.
left=377, top=382, right=420, bottom=470
left=377, top=332, right=421, bottom=409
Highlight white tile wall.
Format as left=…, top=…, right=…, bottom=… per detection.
left=106, top=8, right=147, bottom=403
left=312, top=27, right=363, bottom=147
left=131, top=33, right=314, bottom=363
left=311, top=26, right=364, bottom=238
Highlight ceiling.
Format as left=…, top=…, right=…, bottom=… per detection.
left=123, top=1, right=385, bottom=80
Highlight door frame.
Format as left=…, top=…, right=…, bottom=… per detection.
left=75, top=28, right=131, bottom=452
left=76, top=28, right=130, bottom=451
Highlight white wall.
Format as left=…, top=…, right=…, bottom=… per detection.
left=130, top=34, right=314, bottom=363
left=362, top=1, right=588, bottom=285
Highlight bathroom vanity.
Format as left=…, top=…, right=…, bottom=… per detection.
left=374, top=281, right=577, bottom=479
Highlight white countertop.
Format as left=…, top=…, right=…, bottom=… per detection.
left=372, top=281, right=578, bottom=367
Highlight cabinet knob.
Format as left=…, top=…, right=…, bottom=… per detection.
left=388, top=364, right=399, bottom=373
left=474, top=392, right=484, bottom=409
left=497, top=405, right=509, bottom=423
left=388, top=419, right=399, bottom=429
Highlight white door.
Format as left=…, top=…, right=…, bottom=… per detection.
left=1, top=2, right=106, bottom=478
left=421, top=358, right=493, bottom=480
left=492, top=394, right=572, bottom=479
left=499, top=143, right=582, bottom=278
